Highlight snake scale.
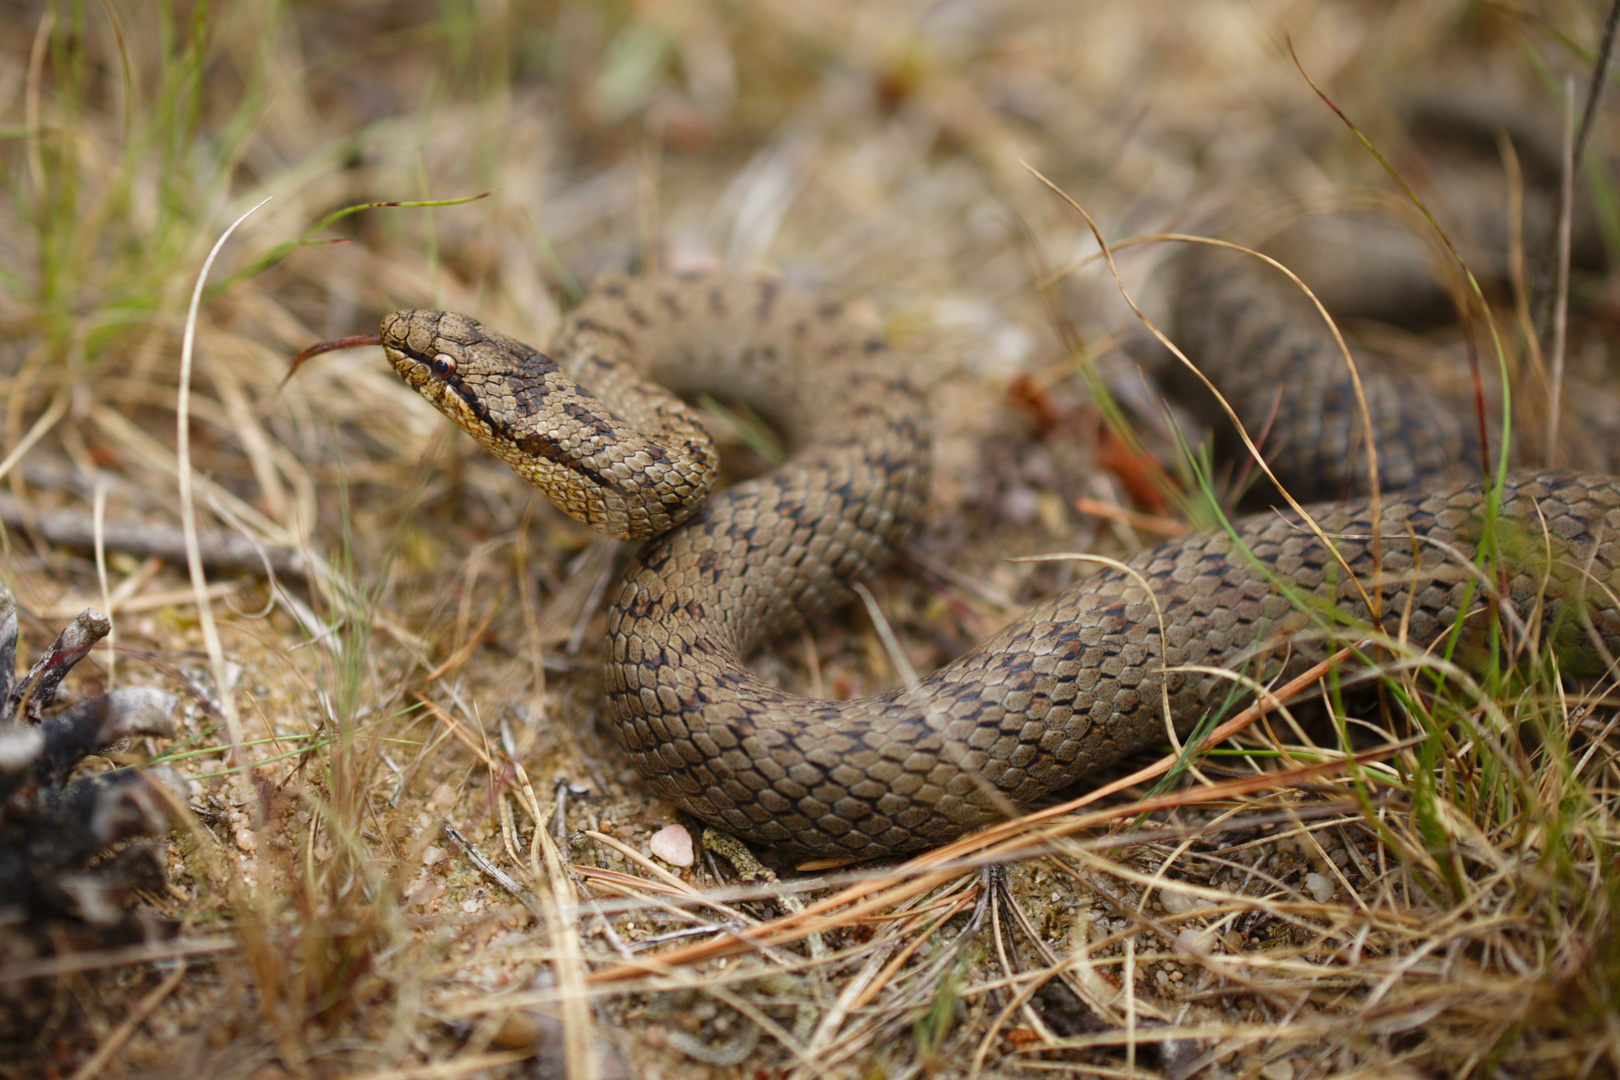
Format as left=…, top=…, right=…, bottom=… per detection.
left=365, top=260, right=1620, bottom=858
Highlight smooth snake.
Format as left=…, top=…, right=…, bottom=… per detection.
left=327, top=256, right=1620, bottom=859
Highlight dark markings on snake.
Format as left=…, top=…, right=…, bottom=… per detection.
left=659, top=289, right=685, bottom=321
left=448, top=381, right=494, bottom=432
left=495, top=414, right=614, bottom=491
left=512, top=379, right=549, bottom=418
left=561, top=398, right=618, bottom=439
left=570, top=316, right=633, bottom=350
left=755, top=279, right=779, bottom=323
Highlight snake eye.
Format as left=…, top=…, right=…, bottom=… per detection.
left=428, top=353, right=457, bottom=378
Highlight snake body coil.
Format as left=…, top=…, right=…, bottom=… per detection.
left=380, top=271, right=1620, bottom=858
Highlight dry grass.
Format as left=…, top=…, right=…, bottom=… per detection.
left=1, top=0, right=1618, bottom=1077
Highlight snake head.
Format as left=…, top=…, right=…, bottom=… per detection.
left=378, top=310, right=561, bottom=431
left=374, top=309, right=718, bottom=541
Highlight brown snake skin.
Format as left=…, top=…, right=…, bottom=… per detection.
left=377, top=269, right=1620, bottom=858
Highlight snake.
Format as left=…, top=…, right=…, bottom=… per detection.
left=299, top=258, right=1620, bottom=858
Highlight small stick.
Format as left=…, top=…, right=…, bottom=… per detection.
left=0, top=492, right=306, bottom=577
left=442, top=821, right=540, bottom=907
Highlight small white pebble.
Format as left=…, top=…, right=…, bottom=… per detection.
left=1159, top=888, right=1210, bottom=915
left=1304, top=873, right=1334, bottom=903
left=1260, top=1059, right=1295, bottom=1080
left=649, top=824, right=694, bottom=867
left=1182, top=924, right=1229, bottom=954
